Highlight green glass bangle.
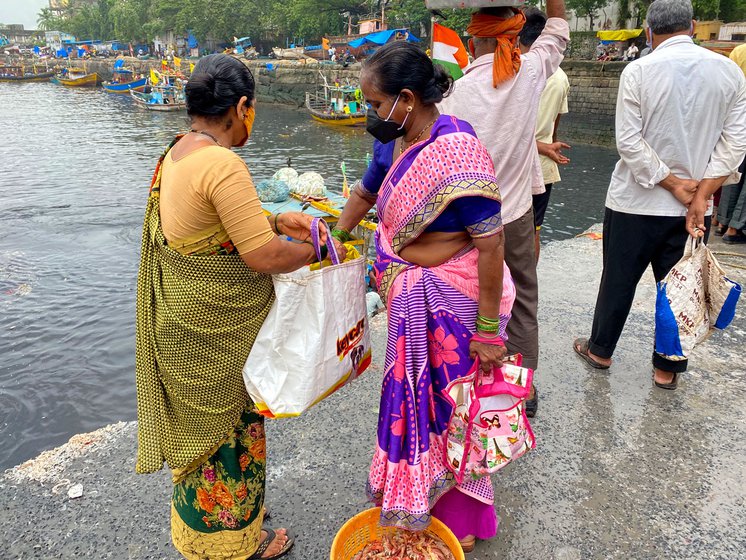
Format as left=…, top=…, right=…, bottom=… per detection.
left=475, top=323, right=500, bottom=333
left=476, top=314, right=501, bottom=326
left=332, top=227, right=353, bottom=243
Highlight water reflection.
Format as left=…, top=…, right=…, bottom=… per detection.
left=0, top=82, right=616, bottom=470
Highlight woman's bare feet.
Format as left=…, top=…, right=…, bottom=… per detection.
left=259, top=528, right=290, bottom=558
left=459, top=534, right=476, bottom=553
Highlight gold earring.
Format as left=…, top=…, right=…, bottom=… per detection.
left=407, top=106, right=413, bottom=112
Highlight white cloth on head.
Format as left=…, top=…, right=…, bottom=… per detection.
left=606, top=36, right=746, bottom=217
left=439, top=18, right=570, bottom=225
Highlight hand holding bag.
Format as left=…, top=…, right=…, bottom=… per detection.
left=655, top=237, right=742, bottom=361
left=243, top=219, right=371, bottom=418
left=444, top=355, right=536, bottom=483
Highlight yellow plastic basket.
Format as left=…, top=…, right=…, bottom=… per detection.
left=330, top=507, right=465, bottom=560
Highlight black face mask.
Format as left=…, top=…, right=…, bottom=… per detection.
left=366, top=107, right=406, bottom=144
left=365, top=94, right=408, bottom=144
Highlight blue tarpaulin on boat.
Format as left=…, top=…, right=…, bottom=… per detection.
left=348, top=29, right=419, bottom=48
left=56, top=48, right=68, bottom=57
left=187, top=33, right=198, bottom=49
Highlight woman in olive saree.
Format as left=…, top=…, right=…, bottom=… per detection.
left=136, top=54, right=343, bottom=560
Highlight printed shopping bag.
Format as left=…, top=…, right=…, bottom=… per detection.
left=655, top=237, right=741, bottom=361
left=444, top=355, right=536, bottom=483
left=244, top=219, right=371, bottom=418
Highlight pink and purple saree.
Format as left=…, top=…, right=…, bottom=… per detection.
left=367, top=115, right=516, bottom=536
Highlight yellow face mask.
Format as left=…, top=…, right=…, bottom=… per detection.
left=241, top=106, right=255, bottom=145
left=235, top=105, right=255, bottom=148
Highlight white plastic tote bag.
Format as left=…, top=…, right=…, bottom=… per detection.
left=655, top=237, right=741, bottom=361
left=244, top=219, right=371, bottom=418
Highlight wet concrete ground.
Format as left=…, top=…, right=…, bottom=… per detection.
left=1, top=233, right=745, bottom=559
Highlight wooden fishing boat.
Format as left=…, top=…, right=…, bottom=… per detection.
left=54, top=68, right=100, bottom=87
left=305, top=74, right=366, bottom=127
left=271, top=46, right=307, bottom=60
left=102, top=67, right=147, bottom=93
left=0, top=65, right=55, bottom=82
left=130, top=83, right=186, bottom=111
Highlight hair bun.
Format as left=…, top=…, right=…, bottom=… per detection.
left=185, top=54, right=256, bottom=118
left=430, top=64, right=454, bottom=98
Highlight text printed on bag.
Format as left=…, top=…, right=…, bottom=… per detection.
left=337, top=317, right=366, bottom=361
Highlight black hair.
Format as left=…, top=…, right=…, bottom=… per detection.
left=185, top=54, right=255, bottom=118
left=519, top=8, right=548, bottom=47
left=363, top=41, right=453, bottom=105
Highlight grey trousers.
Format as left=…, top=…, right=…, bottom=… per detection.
left=717, top=159, right=746, bottom=231
left=503, top=208, right=539, bottom=370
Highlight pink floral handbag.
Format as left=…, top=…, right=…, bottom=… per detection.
left=443, top=355, right=536, bottom=483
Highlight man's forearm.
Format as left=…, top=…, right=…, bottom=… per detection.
left=546, top=0, right=566, bottom=20
left=695, top=176, right=730, bottom=200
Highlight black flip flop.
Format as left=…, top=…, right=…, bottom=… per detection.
left=653, top=369, right=679, bottom=390
left=573, top=338, right=611, bottom=370
left=248, top=528, right=294, bottom=560
left=525, top=386, right=538, bottom=418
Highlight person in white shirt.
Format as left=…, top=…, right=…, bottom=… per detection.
left=624, top=43, right=639, bottom=60
left=574, top=0, right=746, bottom=390
left=439, top=0, right=569, bottom=417
left=518, top=9, right=571, bottom=260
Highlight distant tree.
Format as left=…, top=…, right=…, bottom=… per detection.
left=37, top=7, right=63, bottom=31
left=617, top=0, right=648, bottom=28
left=110, top=0, right=150, bottom=41
left=719, top=0, right=746, bottom=21
left=692, top=0, right=720, bottom=20
left=567, top=0, right=608, bottom=30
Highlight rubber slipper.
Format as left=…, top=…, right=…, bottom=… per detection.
left=459, top=535, right=476, bottom=553
left=723, top=232, right=746, bottom=244
left=525, top=386, right=538, bottom=418
left=248, top=528, right=294, bottom=560
left=653, top=369, right=679, bottom=390
left=573, top=338, right=611, bottom=370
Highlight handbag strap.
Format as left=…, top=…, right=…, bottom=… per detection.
left=310, top=218, right=340, bottom=265
left=684, top=235, right=702, bottom=258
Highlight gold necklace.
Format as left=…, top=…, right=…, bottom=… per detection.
left=399, top=117, right=438, bottom=155
left=190, top=129, right=226, bottom=148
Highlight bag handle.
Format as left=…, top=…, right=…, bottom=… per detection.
left=310, top=218, right=340, bottom=265
left=473, top=354, right=532, bottom=400
left=684, top=235, right=702, bottom=258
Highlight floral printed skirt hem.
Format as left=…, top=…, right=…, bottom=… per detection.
left=171, top=502, right=263, bottom=560
left=171, top=408, right=267, bottom=559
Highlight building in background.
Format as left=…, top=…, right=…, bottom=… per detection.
left=695, top=20, right=723, bottom=41
left=0, top=25, right=43, bottom=46
left=719, top=22, right=746, bottom=41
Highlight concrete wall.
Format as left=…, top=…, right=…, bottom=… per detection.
left=561, top=60, right=624, bottom=147
left=62, top=57, right=623, bottom=147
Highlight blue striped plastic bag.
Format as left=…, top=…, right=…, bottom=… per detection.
left=655, top=237, right=741, bottom=361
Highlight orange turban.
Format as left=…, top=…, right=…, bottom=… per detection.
left=467, top=9, right=526, bottom=88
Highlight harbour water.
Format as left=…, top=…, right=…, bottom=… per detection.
left=0, top=82, right=618, bottom=470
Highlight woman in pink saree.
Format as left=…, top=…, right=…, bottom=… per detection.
left=335, top=42, right=516, bottom=552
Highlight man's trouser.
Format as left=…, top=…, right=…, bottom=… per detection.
left=504, top=208, right=539, bottom=370
left=717, top=158, right=746, bottom=231
left=588, top=208, right=710, bottom=374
